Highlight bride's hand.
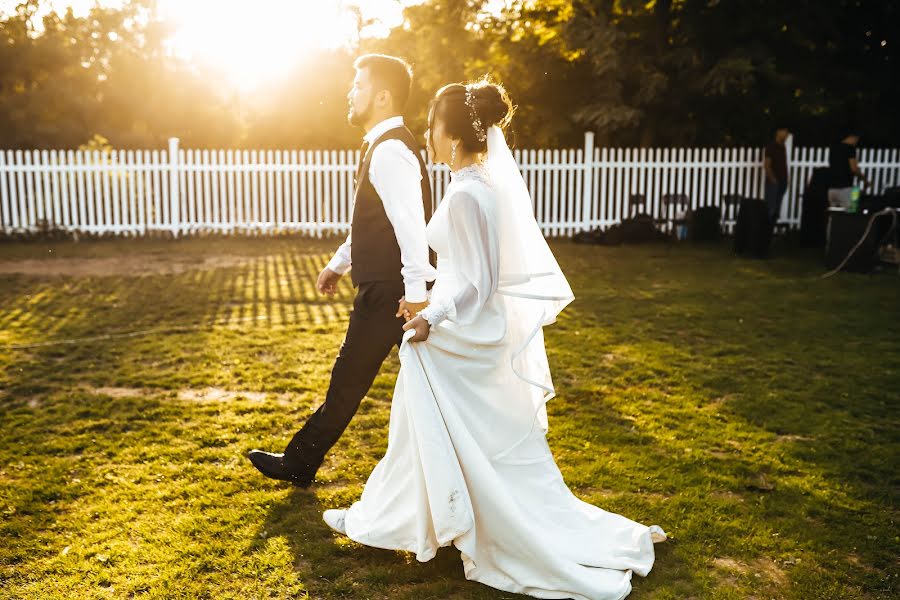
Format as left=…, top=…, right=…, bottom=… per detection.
left=402, top=315, right=430, bottom=342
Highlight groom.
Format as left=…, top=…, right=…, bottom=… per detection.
left=248, top=54, right=436, bottom=486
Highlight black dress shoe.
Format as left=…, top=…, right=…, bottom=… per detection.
left=247, top=450, right=314, bottom=488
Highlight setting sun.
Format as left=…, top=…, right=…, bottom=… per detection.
left=1, top=0, right=420, bottom=90
left=160, top=0, right=359, bottom=90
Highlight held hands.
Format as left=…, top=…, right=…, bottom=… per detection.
left=396, top=297, right=429, bottom=321
left=398, top=297, right=431, bottom=342
left=402, top=315, right=430, bottom=342
left=316, top=267, right=342, bottom=296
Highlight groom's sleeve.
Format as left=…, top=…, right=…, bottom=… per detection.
left=369, top=141, right=437, bottom=303
left=326, top=233, right=352, bottom=275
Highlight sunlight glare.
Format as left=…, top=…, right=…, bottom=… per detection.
left=0, top=0, right=437, bottom=91
left=160, top=0, right=358, bottom=91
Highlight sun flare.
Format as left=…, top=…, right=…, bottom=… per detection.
left=2, top=0, right=419, bottom=91
left=161, top=0, right=359, bottom=91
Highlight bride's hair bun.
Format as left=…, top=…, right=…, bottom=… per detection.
left=429, top=77, right=516, bottom=154
left=468, top=79, right=515, bottom=130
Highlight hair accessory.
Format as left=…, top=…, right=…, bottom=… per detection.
left=465, top=86, right=487, bottom=143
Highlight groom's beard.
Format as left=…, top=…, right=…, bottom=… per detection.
left=348, top=99, right=373, bottom=127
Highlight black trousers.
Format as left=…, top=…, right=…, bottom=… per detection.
left=283, top=280, right=406, bottom=477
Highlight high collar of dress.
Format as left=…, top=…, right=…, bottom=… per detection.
left=451, top=162, right=492, bottom=187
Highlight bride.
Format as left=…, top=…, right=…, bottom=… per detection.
left=322, top=79, right=666, bottom=600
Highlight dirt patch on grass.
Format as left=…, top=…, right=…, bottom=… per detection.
left=0, top=254, right=252, bottom=278
left=710, top=490, right=745, bottom=502
left=774, top=434, right=815, bottom=443
left=754, top=557, right=790, bottom=588
left=91, top=386, right=146, bottom=399
left=707, top=448, right=736, bottom=459
left=85, top=385, right=281, bottom=403
left=575, top=486, right=673, bottom=503
left=176, top=387, right=269, bottom=402
left=713, top=556, right=790, bottom=590
left=712, top=557, right=744, bottom=586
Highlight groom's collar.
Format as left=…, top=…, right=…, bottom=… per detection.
left=364, top=116, right=404, bottom=145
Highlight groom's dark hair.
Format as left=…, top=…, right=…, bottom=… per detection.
left=354, top=54, right=413, bottom=112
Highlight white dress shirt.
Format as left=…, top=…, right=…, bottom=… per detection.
left=326, top=116, right=437, bottom=303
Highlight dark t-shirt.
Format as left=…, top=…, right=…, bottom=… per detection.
left=765, top=141, right=788, bottom=184
left=828, top=142, right=856, bottom=188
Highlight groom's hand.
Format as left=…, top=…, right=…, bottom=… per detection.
left=396, top=298, right=429, bottom=321
left=402, top=315, right=430, bottom=342
left=316, top=267, right=342, bottom=296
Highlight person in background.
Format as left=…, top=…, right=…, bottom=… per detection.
left=827, top=130, right=871, bottom=209
left=764, top=125, right=790, bottom=222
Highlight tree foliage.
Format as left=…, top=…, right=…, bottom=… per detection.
left=0, top=0, right=897, bottom=149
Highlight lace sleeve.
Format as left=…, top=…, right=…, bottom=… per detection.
left=420, top=188, right=499, bottom=327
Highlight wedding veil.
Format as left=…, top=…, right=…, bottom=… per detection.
left=485, top=125, right=575, bottom=448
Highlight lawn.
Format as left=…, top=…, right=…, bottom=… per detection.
left=0, top=235, right=897, bottom=599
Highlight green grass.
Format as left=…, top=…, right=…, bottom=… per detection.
left=0, top=235, right=897, bottom=599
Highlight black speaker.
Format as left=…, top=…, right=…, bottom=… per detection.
left=689, top=205, right=722, bottom=241
left=734, top=198, right=772, bottom=258
left=858, top=187, right=900, bottom=213
left=800, top=167, right=830, bottom=248
left=825, top=211, right=882, bottom=273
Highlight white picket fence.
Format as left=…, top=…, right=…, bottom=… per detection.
left=1, top=133, right=899, bottom=238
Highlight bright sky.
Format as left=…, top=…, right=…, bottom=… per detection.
left=1, top=0, right=436, bottom=90
left=157, top=0, right=376, bottom=90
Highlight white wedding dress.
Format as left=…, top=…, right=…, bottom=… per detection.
left=324, top=137, right=664, bottom=600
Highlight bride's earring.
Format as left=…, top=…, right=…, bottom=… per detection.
left=451, top=142, right=457, bottom=169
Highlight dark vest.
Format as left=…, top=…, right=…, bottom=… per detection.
left=350, top=126, right=433, bottom=286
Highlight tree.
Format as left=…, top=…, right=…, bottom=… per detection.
left=362, top=0, right=489, bottom=139
left=1, top=0, right=897, bottom=149
left=0, top=0, right=242, bottom=149
left=500, top=0, right=900, bottom=146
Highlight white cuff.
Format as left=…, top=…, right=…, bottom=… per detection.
left=404, top=280, right=427, bottom=303
left=420, top=301, right=450, bottom=327
left=326, top=256, right=351, bottom=275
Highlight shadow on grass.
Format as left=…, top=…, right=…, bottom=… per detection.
left=0, top=239, right=355, bottom=399
left=552, top=243, right=899, bottom=596
left=249, top=485, right=690, bottom=599
left=249, top=486, right=504, bottom=599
